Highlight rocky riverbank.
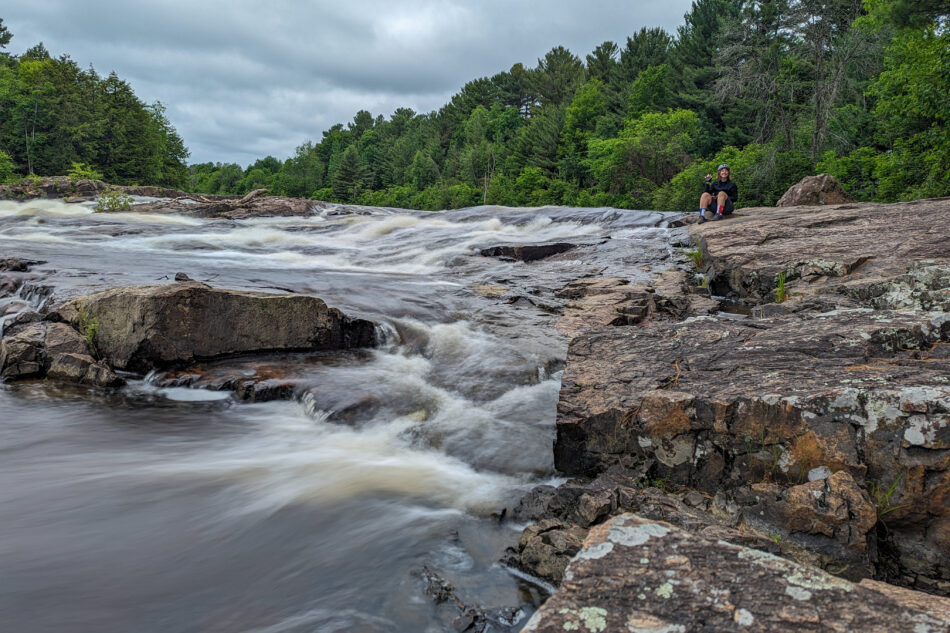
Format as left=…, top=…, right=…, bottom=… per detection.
left=0, top=176, right=343, bottom=218
left=514, top=194, right=950, bottom=630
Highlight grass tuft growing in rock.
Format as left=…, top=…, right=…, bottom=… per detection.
left=872, top=473, right=906, bottom=520
left=684, top=248, right=703, bottom=269
left=775, top=271, right=787, bottom=302
left=77, top=306, right=99, bottom=351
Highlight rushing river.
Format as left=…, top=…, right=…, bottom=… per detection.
left=0, top=198, right=684, bottom=633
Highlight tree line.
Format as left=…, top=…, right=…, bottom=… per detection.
left=0, top=19, right=189, bottom=187
left=2, top=1, right=947, bottom=209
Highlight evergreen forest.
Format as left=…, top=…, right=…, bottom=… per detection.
left=1, top=0, right=947, bottom=210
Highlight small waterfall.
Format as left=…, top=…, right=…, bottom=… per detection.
left=298, top=391, right=331, bottom=424
left=373, top=321, right=401, bottom=351
left=142, top=370, right=161, bottom=385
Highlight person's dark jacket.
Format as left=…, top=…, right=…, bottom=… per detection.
left=704, top=178, right=738, bottom=202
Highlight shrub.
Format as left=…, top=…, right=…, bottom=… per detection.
left=95, top=189, right=134, bottom=212
left=0, top=150, right=16, bottom=183
left=67, top=162, right=103, bottom=184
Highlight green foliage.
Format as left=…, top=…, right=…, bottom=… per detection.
left=0, top=48, right=188, bottom=186
left=67, top=162, right=102, bottom=183
left=0, top=18, right=12, bottom=50
left=866, top=25, right=950, bottom=200
left=95, top=189, right=133, bottom=212
left=816, top=147, right=878, bottom=200
left=586, top=108, right=700, bottom=205
left=0, top=150, right=16, bottom=183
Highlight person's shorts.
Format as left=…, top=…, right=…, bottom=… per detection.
left=705, top=198, right=734, bottom=215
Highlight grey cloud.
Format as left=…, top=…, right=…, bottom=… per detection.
left=4, top=0, right=695, bottom=163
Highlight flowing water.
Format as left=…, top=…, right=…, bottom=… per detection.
left=0, top=198, right=685, bottom=632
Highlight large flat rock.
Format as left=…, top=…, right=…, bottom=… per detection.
left=523, top=514, right=950, bottom=633
left=52, top=281, right=376, bottom=372
left=692, top=198, right=950, bottom=303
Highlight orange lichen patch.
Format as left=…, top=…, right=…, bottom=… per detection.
left=639, top=391, right=693, bottom=439
left=789, top=432, right=824, bottom=477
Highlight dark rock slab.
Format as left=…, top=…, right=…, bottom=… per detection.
left=522, top=514, right=950, bottom=633
left=0, top=258, right=43, bottom=273
left=480, top=243, right=577, bottom=262
left=777, top=173, right=854, bottom=206
left=52, top=281, right=376, bottom=372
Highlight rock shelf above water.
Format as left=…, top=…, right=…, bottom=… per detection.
left=523, top=514, right=950, bottom=633
left=1, top=279, right=376, bottom=386
left=519, top=196, right=950, bottom=630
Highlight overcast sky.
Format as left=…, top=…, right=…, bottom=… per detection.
left=4, top=1, right=696, bottom=165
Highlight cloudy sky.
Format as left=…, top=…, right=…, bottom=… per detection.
left=4, top=1, right=695, bottom=165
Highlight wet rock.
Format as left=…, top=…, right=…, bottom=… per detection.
left=513, top=518, right=590, bottom=585
left=508, top=471, right=781, bottom=585
left=1, top=309, right=42, bottom=331
left=419, top=565, right=526, bottom=633
left=0, top=322, right=47, bottom=380
left=174, top=272, right=192, bottom=282
left=47, top=353, right=123, bottom=388
left=480, top=243, right=577, bottom=262
left=0, top=258, right=42, bottom=272
left=0, top=259, right=45, bottom=300
left=131, top=194, right=315, bottom=219
left=52, top=281, right=376, bottom=372
left=327, top=394, right=383, bottom=424
left=777, top=173, right=854, bottom=206
left=232, top=377, right=297, bottom=402
left=523, top=514, right=950, bottom=633
left=0, top=176, right=72, bottom=200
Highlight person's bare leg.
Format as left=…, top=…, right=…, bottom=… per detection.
left=699, top=192, right=712, bottom=216
left=716, top=191, right=728, bottom=215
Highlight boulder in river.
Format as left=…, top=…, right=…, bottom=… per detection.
left=52, top=281, right=376, bottom=372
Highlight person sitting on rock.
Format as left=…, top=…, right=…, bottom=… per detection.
left=697, top=164, right=738, bottom=223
